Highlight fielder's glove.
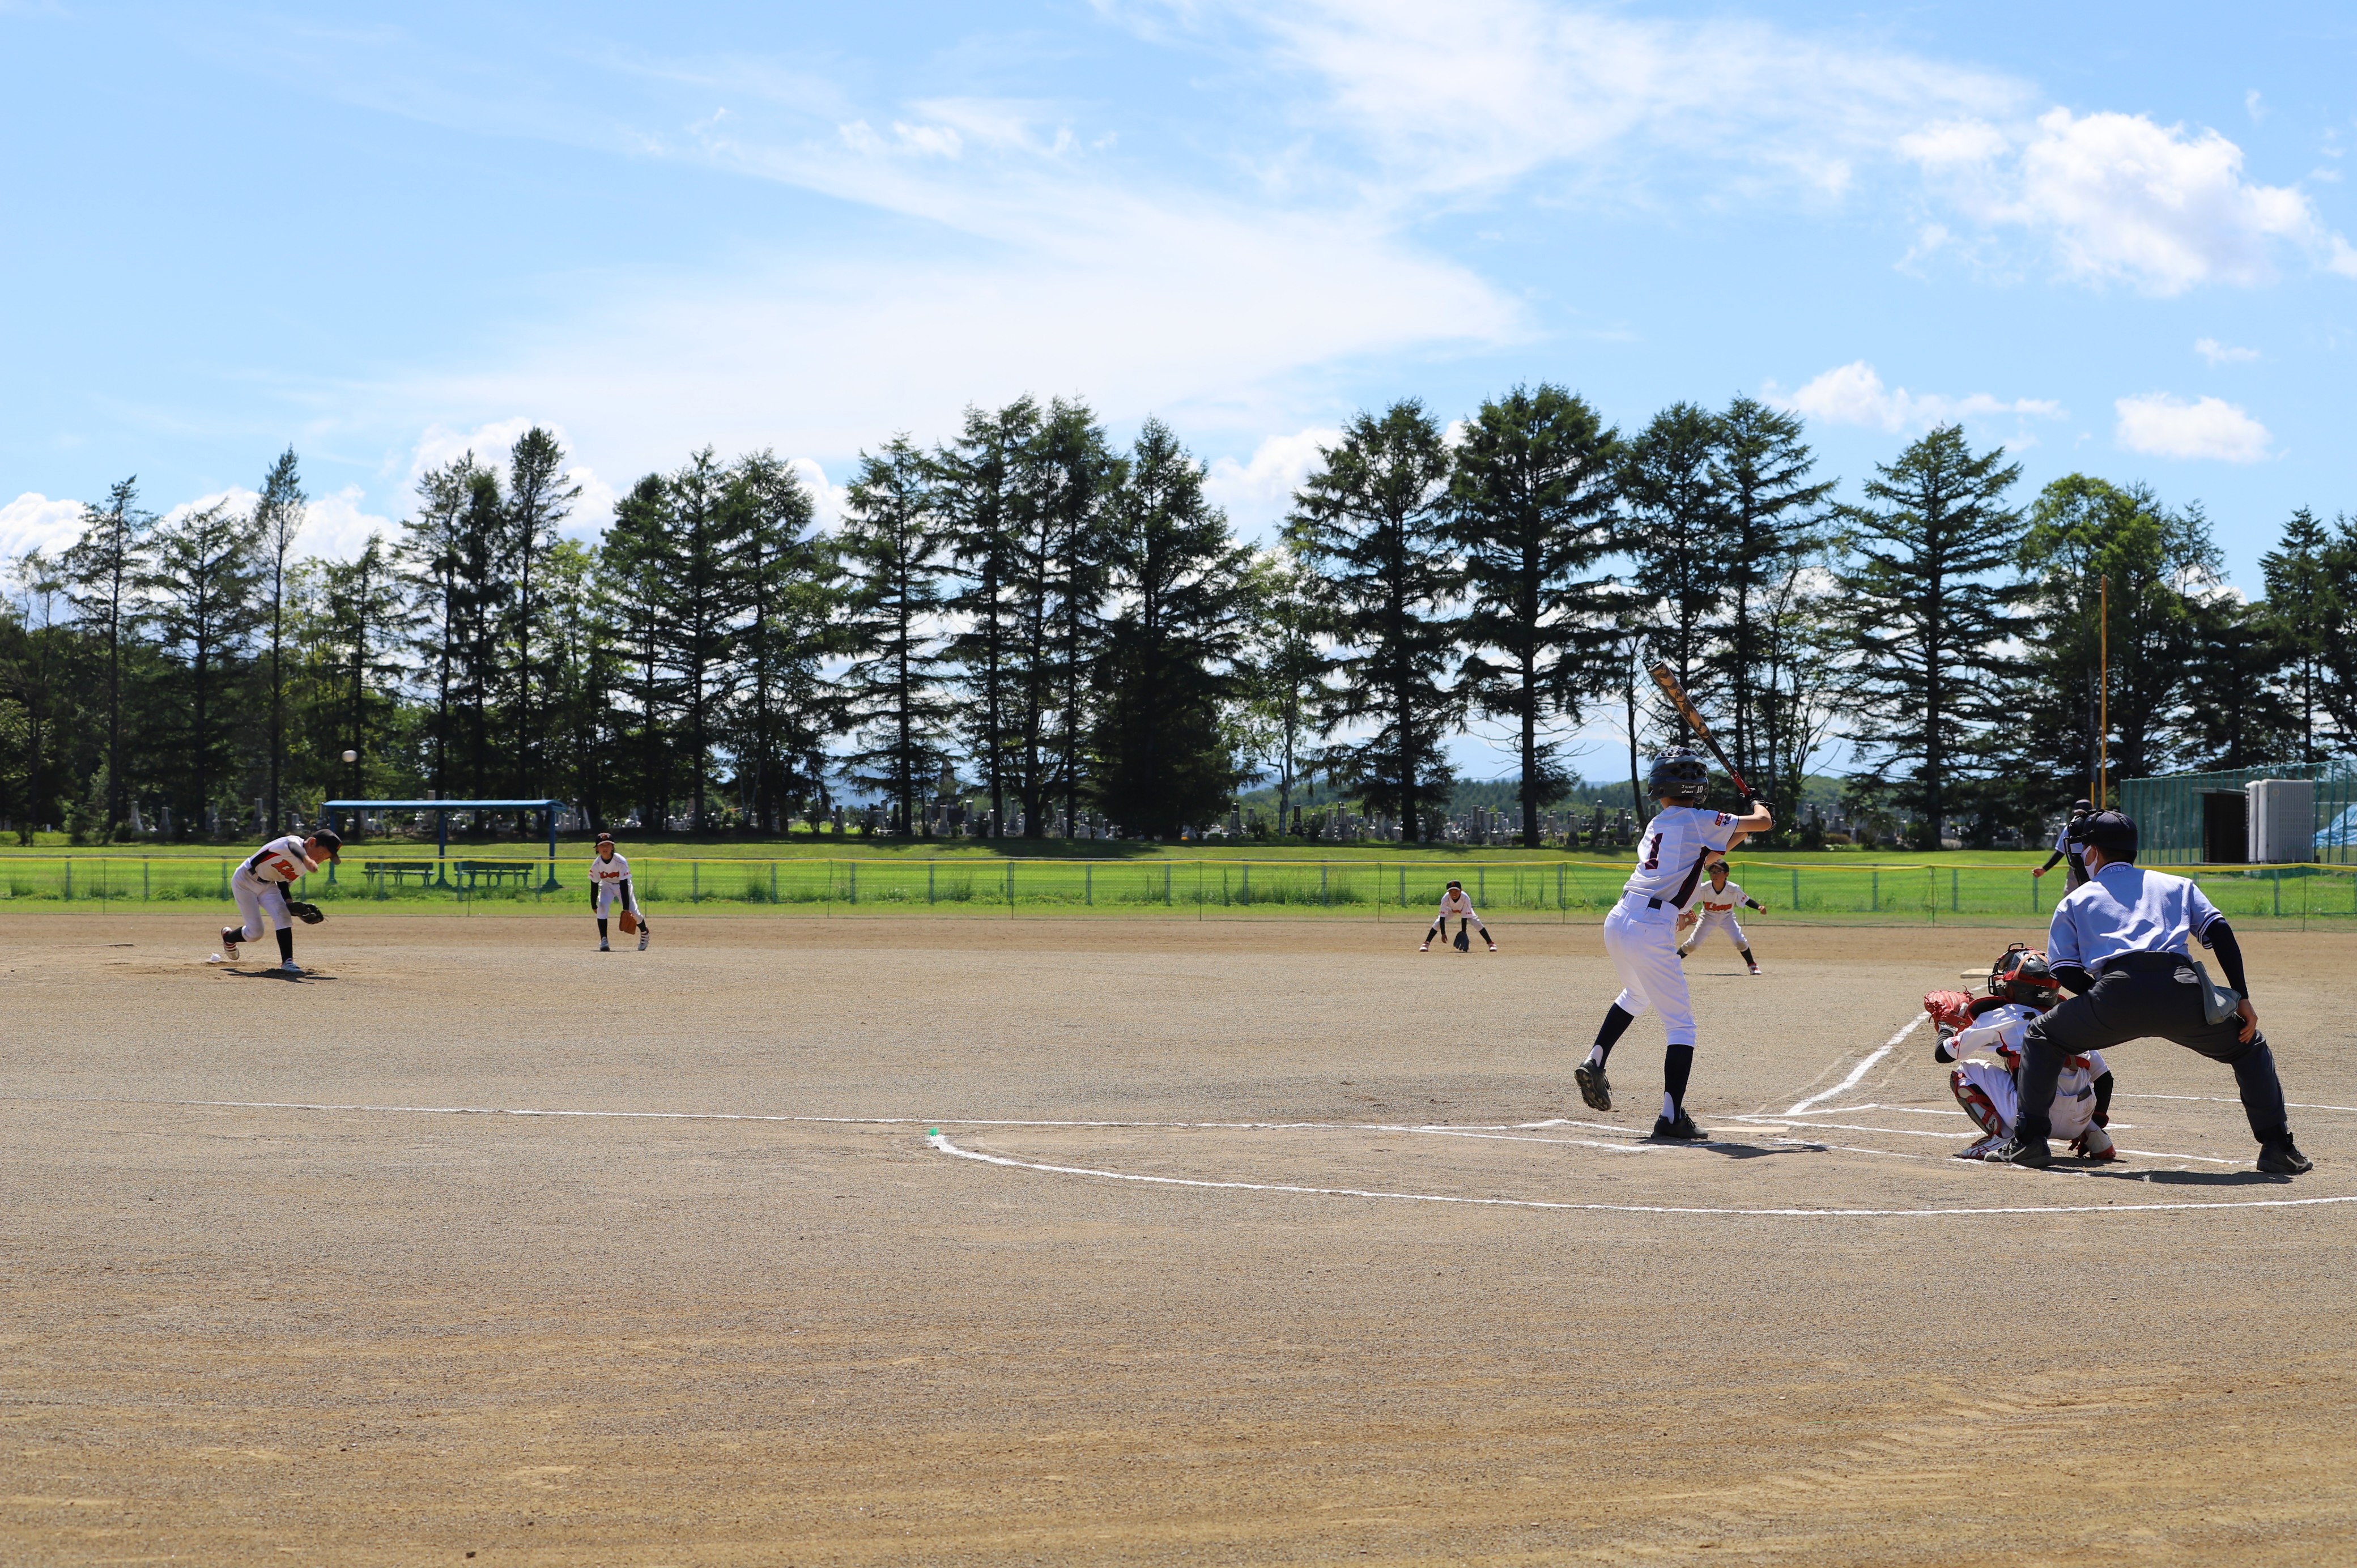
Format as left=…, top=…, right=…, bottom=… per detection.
left=287, top=900, right=325, bottom=925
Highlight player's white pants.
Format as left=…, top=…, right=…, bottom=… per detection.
left=1955, top=1059, right=2095, bottom=1142
left=1682, top=911, right=1748, bottom=954
left=593, top=881, right=639, bottom=917
left=1602, top=898, right=1695, bottom=1046
left=230, top=871, right=292, bottom=940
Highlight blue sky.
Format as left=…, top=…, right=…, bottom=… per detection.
left=4, top=1, right=2354, bottom=773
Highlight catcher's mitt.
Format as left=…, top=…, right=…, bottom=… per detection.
left=1922, top=989, right=1974, bottom=1031
left=287, top=900, right=325, bottom=925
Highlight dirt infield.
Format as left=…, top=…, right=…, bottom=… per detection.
left=7, top=913, right=2355, bottom=1565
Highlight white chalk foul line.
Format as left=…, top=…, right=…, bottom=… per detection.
left=1785, top=1016, right=1926, bottom=1115
left=924, top=1131, right=2354, bottom=1218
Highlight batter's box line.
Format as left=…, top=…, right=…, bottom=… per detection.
left=925, top=1131, right=2355, bottom=1218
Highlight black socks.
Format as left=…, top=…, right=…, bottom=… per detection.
left=598, top=918, right=609, bottom=940
left=1664, top=1043, right=1694, bottom=1114
left=275, top=927, right=294, bottom=963
left=1739, top=948, right=1755, bottom=965
left=1592, top=1003, right=1637, bottom=1064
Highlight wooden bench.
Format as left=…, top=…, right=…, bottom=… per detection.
left=451, top=859, right=550, bottom=892
left=361, top=860, right=442, bottom=893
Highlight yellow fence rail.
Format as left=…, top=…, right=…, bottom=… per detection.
left=6, top=855, right=2355, bottom=926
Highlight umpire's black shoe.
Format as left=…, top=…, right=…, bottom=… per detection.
left=2258, top=1139, right=2313, bottom=1176
left=1650, top=1110, right=1707, bottom=1141
left=1574, top=1060, right=1612, bottom=1113
left=1988, top=1136, right=2052, bottom=1169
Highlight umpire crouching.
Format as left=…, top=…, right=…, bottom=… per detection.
left=1996, top=809, right=2312, bottom=1175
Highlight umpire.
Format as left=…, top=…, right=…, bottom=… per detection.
left=1996, top=809, right=2311, bottom=1175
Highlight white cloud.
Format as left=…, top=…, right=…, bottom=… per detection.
left=1141, top=0, right=2026, bottom=203
left=2114, top=394, right=2271, bottom=462
left=297, top=486, right=398, bottom=559
left=2194, top=336, right=2260, bottom=365
left=402, top=419, right=618, bottom=538
left=1906, top=108, right=2350, bottom=293
left=1766, top=361, right=2063, bottom=433
left=0, top=493, right=87, bottom=559
left=1203, top=427, right=1342, bottom=535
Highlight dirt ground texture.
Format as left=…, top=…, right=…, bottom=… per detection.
left=5, top=913, right=2355, bottom=1566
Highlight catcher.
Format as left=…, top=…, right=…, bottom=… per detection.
left=589, top=834, right=650, bottom=951
left=1421, top=879, right=1495, bottom=953
left=215, top=828, right=340, bottom=976
left=1923, top=943, right=2116, bottom=1162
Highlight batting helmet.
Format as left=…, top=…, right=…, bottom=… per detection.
left=1989, top=943, right=2060, bottom=1009
left=1647, top=747, right=1710, bottom=806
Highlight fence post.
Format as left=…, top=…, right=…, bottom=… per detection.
left=929, top=862, right=937, bottom=905
left=1790, top=867, right=1799, bottom=908
left=1084, top=862, right=1092, bottom=906
left=64, top=859, right=71, bottom=901
left=1006, top=860, right=1015, bottom=911
left=143, top=859, right=150, bottom=900
left=1163, top=863, right=1171, bottom=907
left=220, top=859, right=228, bottom=900
left=771, top=863, right=778, bottom=904
left=847, top=861, right=855, bottom=905
left=693, top=860, right=701, bottom=903
left=2273, top=867, right=2281, bottom=918
left=1951, top=867, right=1959, bottom=913
left=1871, top=870, right=1879, bottom=913
left=1241, top=863, right=1249, bottom=906
left=1399, top=865, right=1406, bottom=907
left=1558, top=863, right=1565, bottom=910
left=1321, top=862, right=1329, bottom=906
left=1478, top=866, right=1486, bottom=904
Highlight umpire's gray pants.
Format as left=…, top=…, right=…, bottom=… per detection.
left=2016, top=952, right=2288, bottom=1148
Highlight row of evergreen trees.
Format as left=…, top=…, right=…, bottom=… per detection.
left=5, top=387, right=2355, bottom=848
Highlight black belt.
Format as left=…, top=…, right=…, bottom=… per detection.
left=1647, top=897, right=1664, bottom=909
left=2092, top=951, right=2189, bottom=978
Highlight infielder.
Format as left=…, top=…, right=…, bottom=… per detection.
left=216, top=828, right=341, bottom=975
left=1676, top=855, right=1764, bottom=973
left=2033, top=798, right=2095, bottom=892
left=1575, top=748, right=1772, bottom=1140
left=1420, top=880, right=1495, bottom=952
left=1924, top=944, right=2116, bottom=1162
left=589, top=834, right=650, bottom=950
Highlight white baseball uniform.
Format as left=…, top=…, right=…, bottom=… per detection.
left=229, top=834, right=313, bottom=939
left=1601, top=806, right=1740, bottom=1046
left=1435, top=888, right=1480, bottom=923
left=1951, top=1002, right=2110, bottom=1141
left=1680, top=877, right=1758, bottom=955
left=588, top=851, right=639, bottom=915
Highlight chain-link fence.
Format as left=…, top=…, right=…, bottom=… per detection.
left=2120, top=763, right=2357, bottom=867
left=7, top=854, right=2354, bottom=927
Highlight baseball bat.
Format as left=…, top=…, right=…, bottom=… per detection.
left=1645, top=660, right=1760, bottom=804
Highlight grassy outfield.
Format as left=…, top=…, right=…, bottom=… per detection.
left=5, top=840, right=2351, bottom=929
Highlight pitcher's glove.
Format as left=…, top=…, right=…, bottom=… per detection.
left=287, top=900, right=326, bottom=924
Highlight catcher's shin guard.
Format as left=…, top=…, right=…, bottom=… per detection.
left=1949, top=1068, right=2006, bottom=1137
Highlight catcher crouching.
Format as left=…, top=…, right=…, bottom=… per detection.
left=1924, top=943, right=2117, bottom=1162
left=216, top=828, right=339, bottom=975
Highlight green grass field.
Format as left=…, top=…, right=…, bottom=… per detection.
left=6, top=844, right=2351, bottom=929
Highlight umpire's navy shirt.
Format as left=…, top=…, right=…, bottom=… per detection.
left=2047, top=862, right=2226, bottom=975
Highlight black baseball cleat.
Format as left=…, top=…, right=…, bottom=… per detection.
left=1987, top=1136, right=2052, bottom=1169
left=2257, top=1139, right=2313, bottom=1176
left=1573, top=1059, right=1612, bottom=1113
left=1650, top=1111, right=1707, bottom=1141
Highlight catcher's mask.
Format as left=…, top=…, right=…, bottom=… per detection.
left=1648, top=747, right=1710, bottom=806
left=1989, top=942, right=2061, bottom=1009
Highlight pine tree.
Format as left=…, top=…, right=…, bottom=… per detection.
left=504, top=428, right=580, bottom=795
left=1288, top=400, right=1460, bottom=841
left=1240, top=548, right=1331, bottom=837
left=1091, top=418, right=1250, bottom=839
left=2260, top=506, right=2338, bottom=764
left=1620, top=403, right=1726, bottom=729
left=253, top=449, right=307, bottom=830
left=1447, top=384, right=1622, bottom=847
left=1027, top=399, right=1117, bottom=837
left=536, top=539, right=623, bottom=826
left=649, top=449, right=747, bottom=830
left=452, top=463, right=507, bottom=799
left=1837, top=426, right=2022, bottom=849
left=145, top=497, right=263, bottom=836
left=604, top=475, right=679, bottom=830
left=1710, top=396, right=1835, bottom=795
left=839, top=437, right=951, bottom=836
left=61, top=476, right=154, bottom=835
left=318, top=535, right=415, bottom=807
left=2180, top=587, right=2294, bottom=769
left=727, top=451, right=838, bottom=832
left=938, top=398, right=1044, bottom=837
left=397, top=456, right=476, bottom=796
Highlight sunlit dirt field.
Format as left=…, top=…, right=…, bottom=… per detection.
left=6, top=913, right=2355, bottom=1565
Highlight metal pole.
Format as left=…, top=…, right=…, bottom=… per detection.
left=2099, top=574, right=2109, bottom=809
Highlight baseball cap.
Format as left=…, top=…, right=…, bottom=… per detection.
left=2066, top=809, right=2137, bottom=861
left=309, top=828, right=343, bottom=862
